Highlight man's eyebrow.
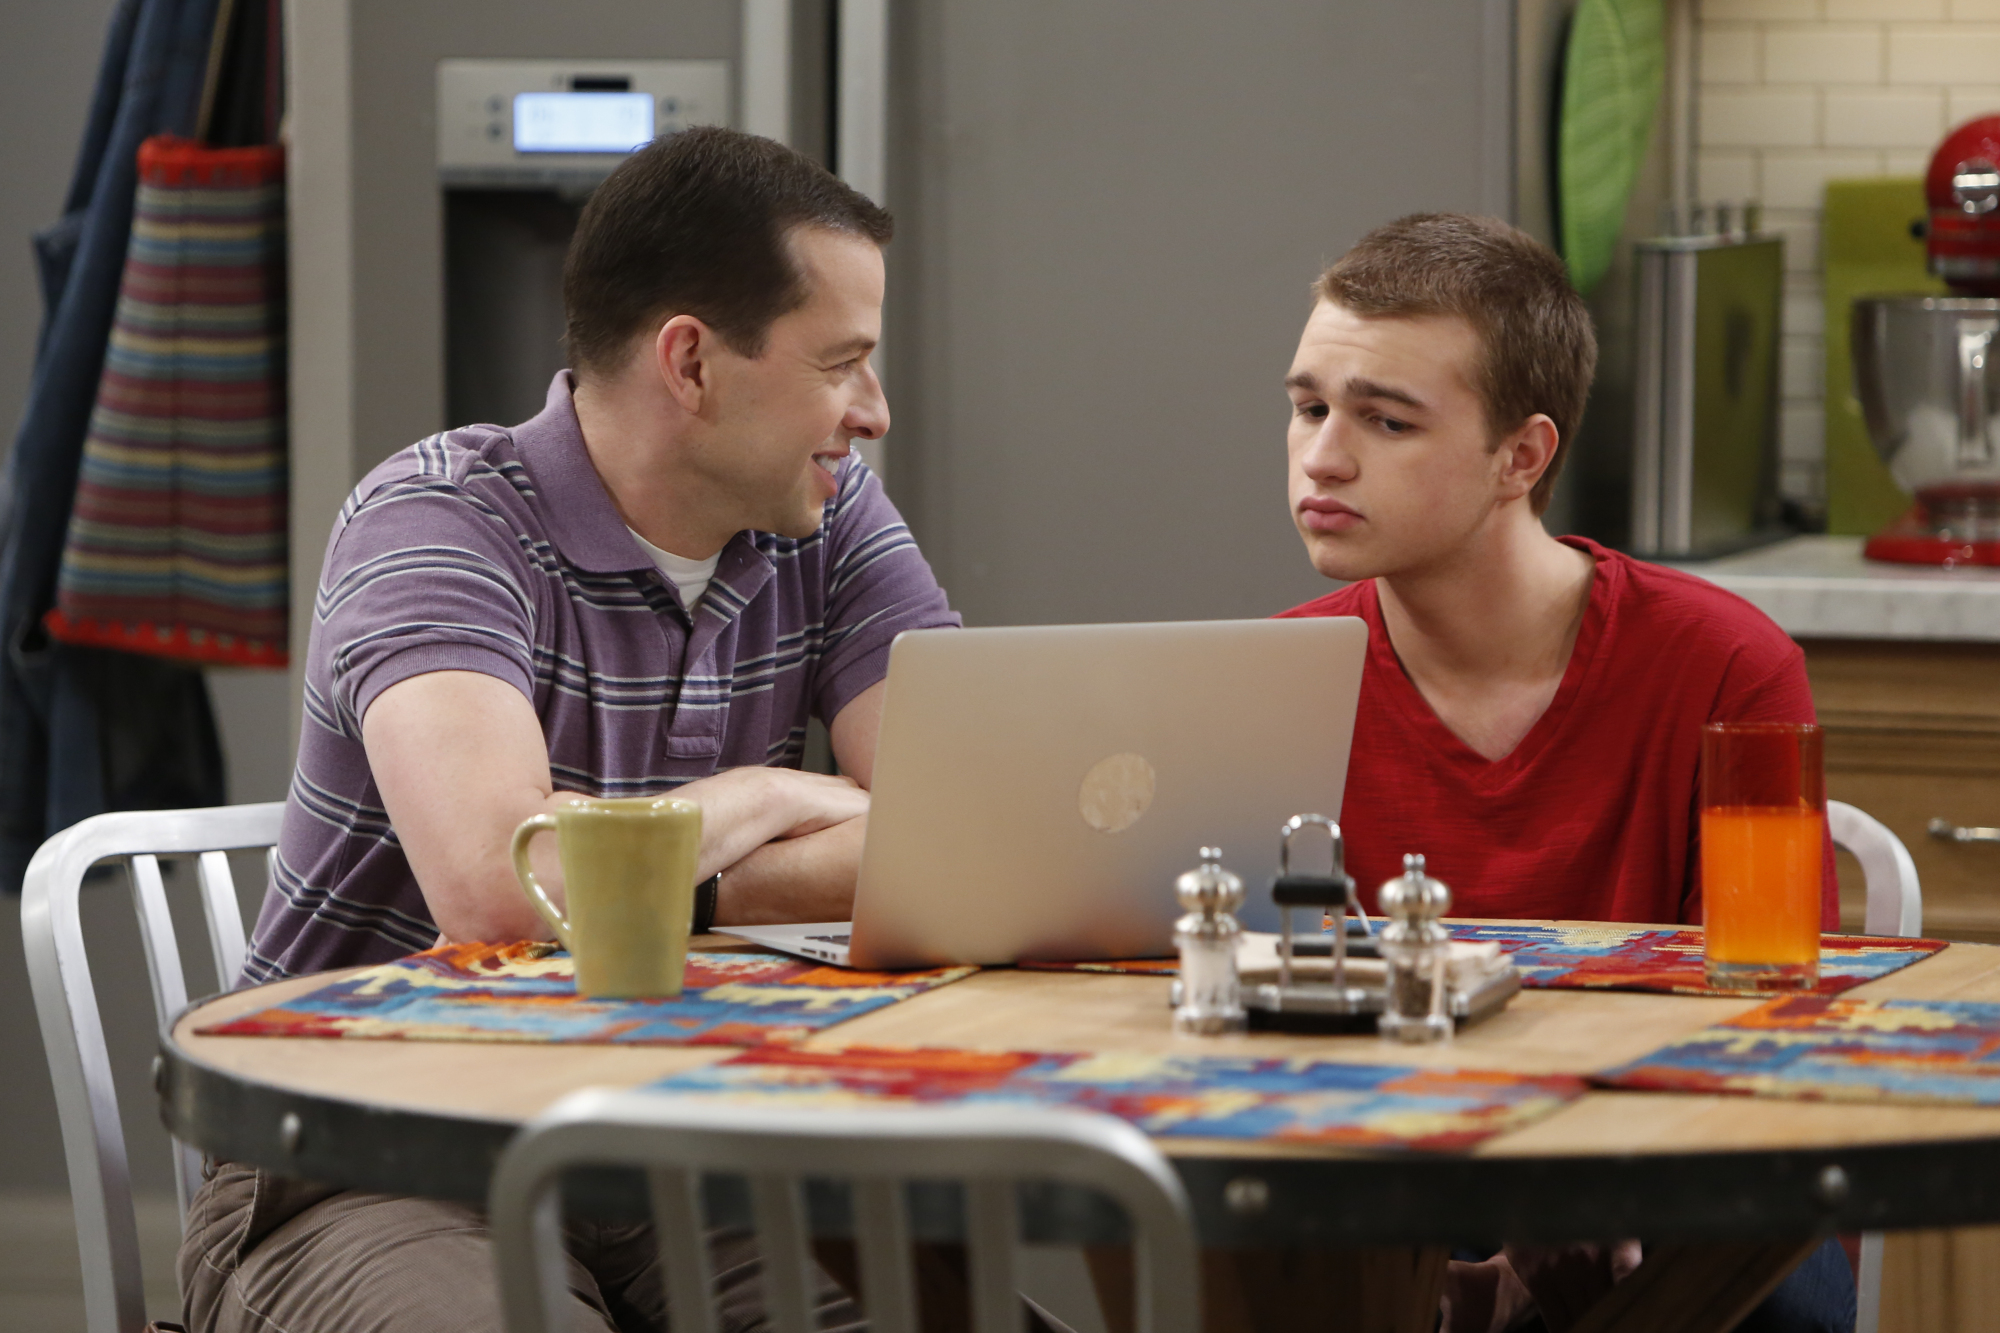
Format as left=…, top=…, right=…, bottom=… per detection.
left=819, top=336, right=877, bottom=361
left=1342, top=377, right=1426, bottom=411
left=1284, top=371, right=1319, bottom=393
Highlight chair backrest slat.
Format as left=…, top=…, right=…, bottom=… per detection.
left=128, top=855, right=190, bottom=1026
left=752, top=1172, right=818, bottom=1333
left=966, top=1179, right=1022, bottom=1333
left=197, top=849, right=249, bottom=986
left=852, top=1178, right=918, bottom=1333
left=650, top=1167, right=721, bottom=1333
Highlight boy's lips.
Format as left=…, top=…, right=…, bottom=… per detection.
left=1298, top=496, right=1362, bottom=534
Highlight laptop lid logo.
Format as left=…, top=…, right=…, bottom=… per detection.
left=1078, top=752, right=1156, bottom=834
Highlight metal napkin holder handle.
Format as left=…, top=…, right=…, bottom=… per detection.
left=1242, top=815, right=1520, bottom=1027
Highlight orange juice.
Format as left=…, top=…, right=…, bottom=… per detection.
left=1702, top=805, right=1822, bottom=974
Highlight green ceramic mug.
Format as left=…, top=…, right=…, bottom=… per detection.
left=510, top=796, right=703, bottom=998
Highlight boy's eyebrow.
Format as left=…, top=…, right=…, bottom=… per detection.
left=1342, top=376, right=1426, bottom=410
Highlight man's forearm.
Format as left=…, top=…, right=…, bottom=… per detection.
left=712, top=816, right=867, bottom=927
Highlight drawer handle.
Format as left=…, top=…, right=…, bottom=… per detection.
left=1929, top=819, right=2000, bottom=844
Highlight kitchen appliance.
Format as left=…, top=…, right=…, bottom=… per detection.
left=1853, top=117, right=2000, bottom=567
left=1629, top=226, right=1786, bottom=558
left=436, top=60, right=729, bottom=430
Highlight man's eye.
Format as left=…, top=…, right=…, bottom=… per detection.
left=1377, top=416, right=1411, bottom=434
left=1294, top=402, right=1327, bottom=421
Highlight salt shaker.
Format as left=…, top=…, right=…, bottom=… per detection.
left=1377, top=853, right=1453, bottom=1044
left=1174, top=846, right=1247, bottom=1034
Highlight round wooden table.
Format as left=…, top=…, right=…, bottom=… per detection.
left=158, top=933, right=2000, bottom=1333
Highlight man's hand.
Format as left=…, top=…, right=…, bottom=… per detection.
left=362, top=672, right=890, bottom=942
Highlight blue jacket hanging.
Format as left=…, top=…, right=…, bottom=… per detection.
left=0, top=0, right=229, bottom=892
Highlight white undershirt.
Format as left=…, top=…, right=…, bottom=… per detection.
left=628, top=528, right=721, bottom=612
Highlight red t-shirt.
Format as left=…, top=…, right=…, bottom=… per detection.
left=1275, top=537, right=1839, bottom=928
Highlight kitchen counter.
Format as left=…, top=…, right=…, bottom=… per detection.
left=1662, top=535, right=2000, bottom=642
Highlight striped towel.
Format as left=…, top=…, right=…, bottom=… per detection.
left=47, top=134, right=288, bottom=668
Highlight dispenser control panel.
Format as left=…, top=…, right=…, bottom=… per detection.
left=437, top=59, right=730, bottom=186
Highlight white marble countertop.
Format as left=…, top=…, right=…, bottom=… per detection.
left=1660, top=536, right=2000, bottom=643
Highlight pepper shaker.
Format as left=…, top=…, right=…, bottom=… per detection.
left=1174, top=846, right=1247, bottom=1034
left=1377, top=853, right=1453, bottom=1044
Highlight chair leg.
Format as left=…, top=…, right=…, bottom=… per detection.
left=1854, top=1232, right=1883, bottom=1333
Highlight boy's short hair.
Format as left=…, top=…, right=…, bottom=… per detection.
left=564, top=126, right=894, bottom=377
left=1316, top=213, right=1596, bottom=515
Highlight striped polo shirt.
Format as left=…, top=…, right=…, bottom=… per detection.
left=244, top=372, right=958, bottom=981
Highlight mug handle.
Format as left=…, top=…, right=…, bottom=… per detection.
left=510, top=813, right=572, bottom=949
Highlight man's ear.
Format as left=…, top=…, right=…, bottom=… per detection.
left=655, top=314, right=712, bottom=414
left=1496, top=413, right=1561, bottom=503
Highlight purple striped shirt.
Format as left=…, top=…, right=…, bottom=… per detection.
left=245, top=373, right=957, bottom=981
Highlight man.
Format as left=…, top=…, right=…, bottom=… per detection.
left=1273, top=214, right=1849, bottom=1332
left=179, top=126, right=955, bottom=1332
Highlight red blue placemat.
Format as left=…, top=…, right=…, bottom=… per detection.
left=645, top=1045, right=1586, bottom=1152
left=1596, top=995, right=2000, bottom=1107
left=1450, top=924, right=1945, bottom=997
left=1023, top=926, right=1945, bottom=998
left=200, top=942, right=977, bottom=1047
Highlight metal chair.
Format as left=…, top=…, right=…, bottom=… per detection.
left=22, top=802, right=286, bottom=1333
left=1826, top=798, right=1923, bottom=1333
left=489, top=1088, right=1202, bottom=1333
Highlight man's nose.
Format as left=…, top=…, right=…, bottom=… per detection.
left=845, top=364, right=890, bottom=441
left=1299, top=418, right=1357, bottom=481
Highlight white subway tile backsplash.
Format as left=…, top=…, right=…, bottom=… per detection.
left=1781, top=402, right=1828, bottom=464
left=1829, top=0, right=1943, bottom=16
left=1951, top=0, right=2000, bottom=18
left=1699, top=151, right=1760, bottom=199
left=1701, top=0, right=1824, bottom=19
left=1784, top=288, right=1827, bottom=338
left=1764, top=26, right=1883, bottom=84
left=1784, top=290, right=1832, bottom=338
left=1702, top=25, right=1762, bottom=83
left=1765, top=215, right=1823, bottom=272
left=1780, top=461, right=1826, bottom=503
left=1704, top=90, right=1820, bottom=146
left=1948, top=87, right=2000, bottom=127
left=1783, top=336, right=1826, bottom=398
left=1761, top=151, right=1887, bottom=208
left=1888, top=27, right=2000, bottom=84
left=1824, top=89, right=1946, bottom=147
left=1882, top=151, right=1930, bottom=176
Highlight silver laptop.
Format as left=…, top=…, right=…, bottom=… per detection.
left=720, top=617, right=1367, bottom=969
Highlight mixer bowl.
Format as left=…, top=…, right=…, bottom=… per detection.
left=1852, top=295, right=2000, bottom=495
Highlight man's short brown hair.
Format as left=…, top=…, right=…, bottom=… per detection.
left=563, top=126, right=893, bottom=377
left=1315, top=213, right=1596, bottom=516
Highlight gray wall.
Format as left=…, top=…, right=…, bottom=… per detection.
left=884, top=0, right=1513, bottom=627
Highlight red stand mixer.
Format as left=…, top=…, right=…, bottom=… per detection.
left=1853, top=117, right=2000, bottom=567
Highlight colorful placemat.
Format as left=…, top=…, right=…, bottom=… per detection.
left=646, top=1045, right=1586, bottom=1152
left=1013, top=925, right=1945, bottom=997
left=200, top=942, right=977, bottom=1047
left=1597, top=995, right=2000, bottom=1108
left=1448, top=924, right=1945, bottom=998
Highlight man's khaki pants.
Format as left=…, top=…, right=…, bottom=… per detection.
left=177, top=1162, right=865, bottom=1333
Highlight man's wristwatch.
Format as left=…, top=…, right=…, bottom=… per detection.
left=692, top=871, right=721, bottom=935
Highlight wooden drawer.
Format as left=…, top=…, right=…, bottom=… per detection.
left=1800, top=640, right=2000, bottom=942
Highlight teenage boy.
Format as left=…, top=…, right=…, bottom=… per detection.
left=1275, top=213, right=1849, bottom=1332
left=179, top=127, right=955, bottom=1333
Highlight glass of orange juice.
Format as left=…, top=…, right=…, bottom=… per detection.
left=1701, top=722, right=1825, bottom=991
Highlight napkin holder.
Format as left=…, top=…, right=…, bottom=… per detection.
left=1231, top=816, right=1521, bottom=1032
